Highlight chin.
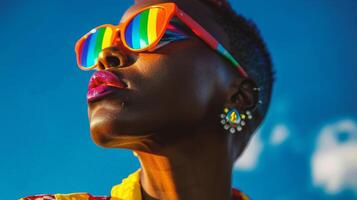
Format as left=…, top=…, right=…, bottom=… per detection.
left=90, top=127, right=156, bottom=150
left=89, top=114, right=156, bottom=149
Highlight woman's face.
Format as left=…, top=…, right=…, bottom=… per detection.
left=87, top=0, right=234, bottom=148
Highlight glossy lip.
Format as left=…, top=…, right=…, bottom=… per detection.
left=87, top=70, right=127, bottom=103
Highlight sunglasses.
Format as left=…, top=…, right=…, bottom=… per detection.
left=75, top=3, right=248, bottom=78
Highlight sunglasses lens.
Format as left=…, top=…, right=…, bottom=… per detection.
left=124, top=7, right=167, bottom=50
left=77, top=26, right=115, bottom=68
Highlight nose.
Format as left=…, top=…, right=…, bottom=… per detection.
left=97, top=47, right=128, bottom=70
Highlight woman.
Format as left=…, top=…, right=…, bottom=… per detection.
left=21, top=0, right=273, bottom=199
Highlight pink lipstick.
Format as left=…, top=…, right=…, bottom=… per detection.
left=87, top=70, right=127, bottom=102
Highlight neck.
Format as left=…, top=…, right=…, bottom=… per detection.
left=135, top=128, right=235, bottom=200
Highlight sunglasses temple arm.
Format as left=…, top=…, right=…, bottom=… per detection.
left=175, top=8, right=248, bottom=78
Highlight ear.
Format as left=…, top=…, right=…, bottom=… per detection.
left=225, top=78, right=259, bottom=111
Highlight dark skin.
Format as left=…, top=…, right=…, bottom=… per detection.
left=88, top=0, right=260, bottom=199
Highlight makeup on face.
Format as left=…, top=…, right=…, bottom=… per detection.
left=87, top=70, right=128, bottom=102
left=85, top=20, right=189, bottom=103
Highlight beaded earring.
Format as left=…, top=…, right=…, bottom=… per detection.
left=220, top=86, right=261, bottom=134
left=219, top=107, right=253, bottom=134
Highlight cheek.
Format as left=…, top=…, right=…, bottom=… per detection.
left=134, top=52, right=217, bottom=124
left=88, top=43, right=221, bottom=142
left=179, top=62, right=218, bottom=117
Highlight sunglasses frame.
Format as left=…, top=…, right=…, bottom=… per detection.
left=75, top=3, right=248, bottom=78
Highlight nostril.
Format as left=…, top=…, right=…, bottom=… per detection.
left=98, top=62, right=105, bottom=70
left=106, top=56, right=120, bottom=67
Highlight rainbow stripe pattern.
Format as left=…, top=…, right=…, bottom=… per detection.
left=75, top=2, right=248, bottom=77
left=124, top=7, right=166, bottom=49
left=77, top=26, right=115, bottom=68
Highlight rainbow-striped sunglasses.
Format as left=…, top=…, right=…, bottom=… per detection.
left=75, top=3, right=248, bottom=77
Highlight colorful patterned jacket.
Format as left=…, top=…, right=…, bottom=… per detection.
left=20, top=169, right=249, bottom=200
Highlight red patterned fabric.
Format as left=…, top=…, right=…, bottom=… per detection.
left=232, top=188, right=250, bottom=200
left=20, top=194, right=55, bottom=200
left=19, top=193, right=110, bottom=200
left=20, top=188, right=248, bottom=200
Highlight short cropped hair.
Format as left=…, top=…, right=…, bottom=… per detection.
left=199, top=0, right=275, bottom=118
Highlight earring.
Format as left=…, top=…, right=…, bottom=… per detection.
left=219, top=107, right=253, bottom=134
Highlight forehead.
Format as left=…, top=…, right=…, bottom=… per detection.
left=119, top=0, right=229, bottom=47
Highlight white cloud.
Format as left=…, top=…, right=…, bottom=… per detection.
left=270, top=124, right=290, bottom=145
left=311, top=119, right=357, bottom=195
left=234, top=131, right=263, bottom=171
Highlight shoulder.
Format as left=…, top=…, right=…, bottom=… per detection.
left=19, top=193, right=111, bottom=200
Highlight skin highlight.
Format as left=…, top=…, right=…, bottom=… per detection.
left=87, top=0, right=260, bottom=199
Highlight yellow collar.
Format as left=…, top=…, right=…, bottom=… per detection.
left=20, top=168, right=249, bottom=200
left=111, top=168, right=142, bottom=200
left=111, top=169, right=249, bottom=200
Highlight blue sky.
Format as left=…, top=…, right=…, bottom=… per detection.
left=1, top=0, right=356, bottom=199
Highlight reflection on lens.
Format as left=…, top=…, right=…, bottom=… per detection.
left=78, top=26, right=114, bottom=68
left=125, top=7, right=166, bottom=50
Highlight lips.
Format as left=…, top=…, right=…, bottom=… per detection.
left=87, top=70, right=127, bottom=102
